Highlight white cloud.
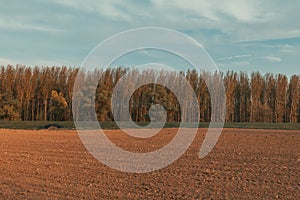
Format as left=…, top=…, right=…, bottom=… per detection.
left=0, top=0, right=298, bottom=75
left=0, top=18, right=65, bottom=33
left=262, top=56, right=282, bottom=62
left=220, top=1, right=265, bottom=23
left=152, top=0, right=300, bottom=41
left=52, top=0, right=132, bottom=21
left=48, top=0, right=300, bottom=42
left=151, top=0, right=266, bottom=23
left=0, top=57, right=18, bottom=66
left=217, top=61, right=252, bottom=69
left=217, top=54, right=252, bottom=61
left=279, top=45, right=300, bottom=54
left=152, top=1, right=265, bottom=23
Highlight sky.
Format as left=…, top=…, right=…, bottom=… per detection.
left=0, top=0, right=299, bottom=76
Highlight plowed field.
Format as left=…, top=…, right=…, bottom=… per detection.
left=1, top=128, right=299, bottom=199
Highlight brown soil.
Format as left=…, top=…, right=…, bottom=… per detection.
left=1, top=128, right=299, bottom=199
left=47, top=126, right=58, bottom=130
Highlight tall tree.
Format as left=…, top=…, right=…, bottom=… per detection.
left=287, top=75, right=300, bottom=123
left=275, top=74, right=288, bottom=123
left=225, top=71, right=238, bottom=122
left=250, top=72, right=264, bottom=122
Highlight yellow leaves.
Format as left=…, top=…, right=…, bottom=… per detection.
left=51, top=90, right=59, bottom=98
left=51, top=90, right=68, bottom=108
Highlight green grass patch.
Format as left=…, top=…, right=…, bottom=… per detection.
left=0, top=121, right=299, bottom=130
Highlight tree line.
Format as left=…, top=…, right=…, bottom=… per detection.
left=0, top=65, right=299, bottom=123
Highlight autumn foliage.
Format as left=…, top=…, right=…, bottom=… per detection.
left=0, top=65, right=299, bottom=123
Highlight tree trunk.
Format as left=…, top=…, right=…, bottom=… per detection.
left=44, top=99, right=47, bottom=121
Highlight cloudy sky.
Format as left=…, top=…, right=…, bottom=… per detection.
left=0, top=0, right=299, bottom=76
